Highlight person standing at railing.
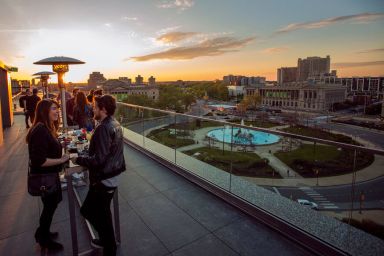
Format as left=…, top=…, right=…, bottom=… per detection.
left=71, top=95, right=125, bottom=256
left=19, top=88, right=31, bottom=128
left=26, top=99, right=70, bottom=251
left=26, top=88, right=41, bottom=124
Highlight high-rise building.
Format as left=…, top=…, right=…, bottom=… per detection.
left=277, top=67, right=297, bottom=85
left=148, top=76, right=156, bottom=86
left=297, top=55, right=330, bottom=81
left=87, top=72, right=106, bottom=88
left=135, top=75, right=143, bottom=85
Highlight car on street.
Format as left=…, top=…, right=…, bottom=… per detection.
left=297, top=199, right=319, bottom=210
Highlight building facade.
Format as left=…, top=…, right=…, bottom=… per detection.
left=87, top=72, right=106, bottom=88
left=297, top=56, right=330, bottom=81
left=277, top=67, right=297, bottom=85
left=260, top=84, right=346, bottom=112
left=102, top=78, right=159, bottom=101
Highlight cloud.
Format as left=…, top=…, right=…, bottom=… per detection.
left=357, top=48, right=384, bottom=54
left=157, top=26, right=182, bottom=35
left=129, top=36, right=255, bottom=61
left=121, top=16, right=138, bottom=21
left=262, top=47, right=288, bottom=54
left=158, top=0, right=195, bottom=10
left=0, top=29, right=41, bottom=33
left=157, top=32, right=198, bottom=43
left=276, top=12, right=384, bottom=34
left=332, top=61, right=384, bottom=68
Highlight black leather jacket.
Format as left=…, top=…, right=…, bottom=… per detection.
left=76, top=116, right=126, bottom=184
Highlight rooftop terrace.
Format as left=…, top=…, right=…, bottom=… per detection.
left=0, top=115, right=312, bottom=255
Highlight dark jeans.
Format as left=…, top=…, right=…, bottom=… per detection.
left=36, top=191, right=62, bottom=241
left=24, top=111, right=30, bottom=127
left=81, top=183, right=117, bottom=256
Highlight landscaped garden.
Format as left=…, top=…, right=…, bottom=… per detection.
left=183, top=147, right=281, bottom=178
left=146, top=128, right=195, bottom=148
left=275, top=125, right=375, bottom=177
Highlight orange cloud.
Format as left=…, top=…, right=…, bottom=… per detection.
left=157, top=32, right=198, bottom=43
left=130, top=36, right=255, bottom=61
left=262, top=47, right=289, bottom=54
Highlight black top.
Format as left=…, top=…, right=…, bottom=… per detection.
left=77, top=116, right=125, bottom=183
left=19, top=95, right=28, bottom=109
left=26, top=95, right=41, bottom=112
left=28, top=123, right=62, bottom=174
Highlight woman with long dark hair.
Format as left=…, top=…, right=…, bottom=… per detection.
left=73, top=91, right=94, bottom=130
left=26, top=99, right=69, bottom=251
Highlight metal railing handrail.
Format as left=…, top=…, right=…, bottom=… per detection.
left=117, top=102, right=384, bottom=156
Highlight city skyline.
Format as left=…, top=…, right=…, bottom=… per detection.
left=1, top=0, right=384, bottom=82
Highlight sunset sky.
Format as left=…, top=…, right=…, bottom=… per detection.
left=1, top=0, right=384, bottom=82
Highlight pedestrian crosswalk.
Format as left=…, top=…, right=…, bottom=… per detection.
left=299, top=187, right=339, bottom=209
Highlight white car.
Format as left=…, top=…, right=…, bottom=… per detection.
left=297, top=199, right=319, bottom=210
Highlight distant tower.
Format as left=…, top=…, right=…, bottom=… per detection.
left=148, top=76, right=156, bottom=86
left=135, top=75, right=143, bottom=85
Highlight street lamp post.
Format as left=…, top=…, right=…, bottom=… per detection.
left=34, top=57, right=85, bottom=128
left=32, top=71, right=55, bottom=99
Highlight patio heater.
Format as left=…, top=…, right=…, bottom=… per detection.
left=33, top=56, right=85, bottom=128
left=32, top=71, right=55, bottom=99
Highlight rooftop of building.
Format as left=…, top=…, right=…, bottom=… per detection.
left=0, top=115, right=312, bottom=255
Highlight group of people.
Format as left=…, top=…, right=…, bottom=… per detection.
left=20, top=88, right=104, bottom=131
left=19, top=88, right=41, bottom=128
left=26, top=91, right=125, bottom=256
left=65, top=88, right=103, bottom=130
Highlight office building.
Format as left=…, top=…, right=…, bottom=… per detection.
left=277, top=67, right=297, bottom=85
left=297, top=55, right=330, bottom=81
left=260, top=84, right=346, bottom=112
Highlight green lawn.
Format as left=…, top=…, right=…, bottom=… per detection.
left=275, top=144, right=341, bottom=164
left=184, top=147, right=281, bottom=178
left=275, top=144, right=374, bottom=177
left=281, top=125, right=356, bottom=144
left=147, top=129, right=195, bottom=148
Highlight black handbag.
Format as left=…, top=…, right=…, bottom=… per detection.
left=27, top=165, right=60, bottom=196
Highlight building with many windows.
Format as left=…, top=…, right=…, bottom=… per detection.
left=102, top=77, right=159, bottom=101
left=260, top=84, right=346, bottom=112
left=297, top=55, right=330, bottom=81
left=277, top=67, right=297, bottom=85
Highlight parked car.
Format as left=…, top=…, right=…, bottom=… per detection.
left=297, top=199, right=318, bottom=210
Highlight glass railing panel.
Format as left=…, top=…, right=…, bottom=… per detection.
left=116, top=102, right=384, bottom=246
left=116, top=104, right=144, bottom=147
left=142, top=109, right=176, bottom=163
left=175, top=115, right=231, bottom=191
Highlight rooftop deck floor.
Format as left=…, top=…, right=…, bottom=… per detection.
left=0, top=116, right=312, bottom=255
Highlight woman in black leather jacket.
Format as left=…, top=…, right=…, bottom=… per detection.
left=26, top=99, right=69, bottom=251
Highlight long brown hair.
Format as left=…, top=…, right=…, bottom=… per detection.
left=26, top=99, right=60, bottom=143
left=75, top=91, right=88, bottom=114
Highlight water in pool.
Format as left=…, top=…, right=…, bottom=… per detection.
left=206, top=127, right=279, bottom=145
